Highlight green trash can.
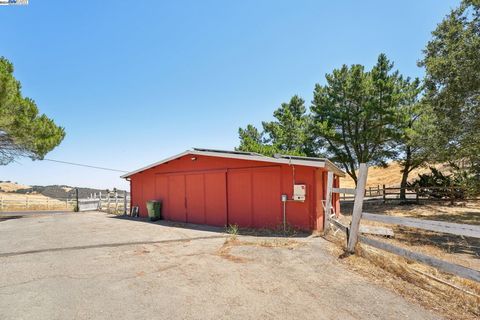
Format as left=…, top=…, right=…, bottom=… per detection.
left=146, top=200, right=162, bottom=221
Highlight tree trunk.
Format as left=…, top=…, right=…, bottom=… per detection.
left=400, top=147, right=412, bottom=201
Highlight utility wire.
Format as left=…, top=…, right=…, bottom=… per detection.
left=41, top=158, right=128, bottom=173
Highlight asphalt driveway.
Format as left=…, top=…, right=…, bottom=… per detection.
left=0, top=212, right=440, bottom=320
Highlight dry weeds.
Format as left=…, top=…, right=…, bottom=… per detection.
left=325, top=232, right=480, bottom=320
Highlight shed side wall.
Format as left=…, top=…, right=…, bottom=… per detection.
left=129, top=154, right=329, bottom=231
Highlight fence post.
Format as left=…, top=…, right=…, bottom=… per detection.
left=324, top=171, right=334, bottom=233
left=382, top=184, right=386, bottom=204
left=347, top=163, right=368, bottom=253
left=450, top=187, right=455, bottom=205
left=26, top=197, right=29, bottom=210
left=75, top=188, right=79, bottom=212
left=99, top=191, right=102, bottom=211
left=123, top=192, right=127, bottom=215
left=114, top=191, right=118, bottom=213
left=46, top=198, right=49, bottom=210
left=107, top=193, right=111, bottom=213
left=415, top=187, right=419, bottom=204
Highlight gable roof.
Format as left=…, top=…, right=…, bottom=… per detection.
left=121, top=148, right=345, bottom=178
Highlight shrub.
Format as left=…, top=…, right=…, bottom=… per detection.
left=407, top=167, right=465, bottom=199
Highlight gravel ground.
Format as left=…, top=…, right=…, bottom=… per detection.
left=0, top=212, right=441, bottom=320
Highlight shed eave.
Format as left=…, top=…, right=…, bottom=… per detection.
left=121, top=149, right=345, bottom=178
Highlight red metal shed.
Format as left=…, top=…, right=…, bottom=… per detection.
left=121, top=148, right=344, bottom=232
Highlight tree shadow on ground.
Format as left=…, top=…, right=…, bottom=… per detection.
left=393, top=227, right=480, bottom=258
left=339, top=202, right=480, bottom=259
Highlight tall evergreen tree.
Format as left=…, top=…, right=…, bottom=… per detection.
left=238, top=95, right=312, bottom=157
left=394, top=87, right=434, bottom=200
left=419, top=0, right=480, bottom=166
left=311, top=54, right=416, bottom=184
left=0, top=57, right=65, bottom=164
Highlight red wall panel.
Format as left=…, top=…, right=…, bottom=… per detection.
left=155, top=175, right=168, bottom=219
left=204, top=172, right=227, bottom=227
left=186, top=174, right=205, bottom=224
left=131, top=174, right=143, bottom=215
left=227, top=169, right=253, bottom=228
left=168, top=175, right=186, bottom=222
left=252, top=167, right=281, bottom=228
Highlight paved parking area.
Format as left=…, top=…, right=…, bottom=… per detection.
left=0, top=212, right=440, bottom=319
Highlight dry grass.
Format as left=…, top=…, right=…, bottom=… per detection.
left=0, top=192, right=51, bottom=200
left=325, top=232, right=480, bottom=320
left=0, top=192, right=73, bottom=211
left=340, top=162, right=449, bottom=188
left=331, top=201, right=480, bottom=319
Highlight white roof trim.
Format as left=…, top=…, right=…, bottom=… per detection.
left=121, top=149, right=345, bottom=178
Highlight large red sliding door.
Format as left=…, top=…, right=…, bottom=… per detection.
left=156, top=167, right=281, bottom=229
left=158, top=171, right=227, bottom=226
left=227, top=166, right=281, bottom=228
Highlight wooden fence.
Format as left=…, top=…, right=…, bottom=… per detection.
left=83, top=191, right=130, bottom=214
left=0, top=190, right=130, bottom=214
left=326, top=164, right=480, bottom=283
left=0, top=196, right=76, bottom=211
left=338, top=184, right=478, bottom=204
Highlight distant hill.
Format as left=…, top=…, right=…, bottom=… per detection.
left=0, top=182, right=128, bottom=199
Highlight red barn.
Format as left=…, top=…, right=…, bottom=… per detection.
left=121, top=148, right=344, bottom=232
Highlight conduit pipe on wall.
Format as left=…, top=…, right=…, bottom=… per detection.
left=281, top=157, right=307, bottom=231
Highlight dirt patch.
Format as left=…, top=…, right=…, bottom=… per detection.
left=216, top=237, right=303, bottom=263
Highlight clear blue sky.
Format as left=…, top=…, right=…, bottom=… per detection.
left=0, top=0, right=458, bottom=190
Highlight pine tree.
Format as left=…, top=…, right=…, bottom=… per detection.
left=0, top=57, right=65, bottom=164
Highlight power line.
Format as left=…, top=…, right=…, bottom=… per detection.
left=41, top=158, right=128, bottom=173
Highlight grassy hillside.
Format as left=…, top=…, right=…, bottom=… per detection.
left=0, top=182, right=30, bottom=192
left=0, top=182, right=128, bottom=199
left=339, top=162, right=447, bottom=188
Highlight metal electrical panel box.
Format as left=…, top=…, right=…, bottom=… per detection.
left=293, top=184, right=306, bottom=201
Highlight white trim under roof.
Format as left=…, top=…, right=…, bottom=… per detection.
left=121, top=149, right=345, bottom=178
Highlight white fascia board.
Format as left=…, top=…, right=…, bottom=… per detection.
left=120, top=150, right=191, bottom=178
